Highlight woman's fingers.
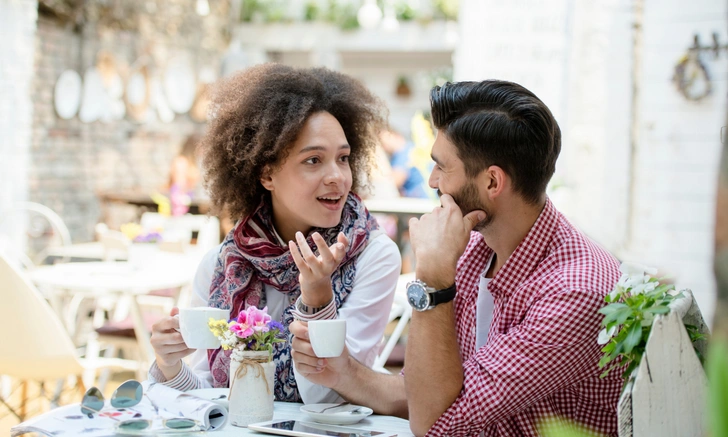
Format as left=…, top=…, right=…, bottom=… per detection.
left=289, top=239, right=308, bottom=271
left=291, top=337, right=325, bottom=372
left=313, top=232, right=335, bottom=265
left=156, top=341, right=191, bottom=355
left=296, top=232, right=317, bottom=263
left=152, top=315, right=180, bottom=333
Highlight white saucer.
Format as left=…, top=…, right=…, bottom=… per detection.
left=300, top=403, right=373, bottom=425
left=187, top=388, right=229, bottom=410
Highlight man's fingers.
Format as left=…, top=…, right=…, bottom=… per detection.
left=439, top=193, right=456, bottom=209
left=463, top=210, right=487, bottom=231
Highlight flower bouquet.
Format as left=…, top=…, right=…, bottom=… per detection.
left=208, top=307, right=285, bottom=427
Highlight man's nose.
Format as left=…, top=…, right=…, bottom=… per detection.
left=428, top=168, right=439, bottom=189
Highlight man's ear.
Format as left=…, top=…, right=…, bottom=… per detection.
left=260, top=166, right=274, bottom=191
left=484, top=165, right=507, bottom=198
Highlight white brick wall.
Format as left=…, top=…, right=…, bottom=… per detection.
left=0, top=0, right=37, bottom=255
left=456, top=0, right=726, bottom=324
left=623, top=0, right=726, bottom=323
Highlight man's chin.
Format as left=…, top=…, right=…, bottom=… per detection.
left=472, top=221, right=488, bottom=232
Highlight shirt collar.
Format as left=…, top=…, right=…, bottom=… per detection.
left=485, top=197, right=559, bottom=299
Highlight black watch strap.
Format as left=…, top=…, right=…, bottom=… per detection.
left=431, top=284, right=457, bottom=306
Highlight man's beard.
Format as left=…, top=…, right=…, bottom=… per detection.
left=439, top=182, right=492, bottom=231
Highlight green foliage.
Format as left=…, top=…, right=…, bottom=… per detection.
left=708, top=341, right=728, bottom=437
left=537, top=416, right=598, bottom=437
left=597, top=275, right=682, bottom=383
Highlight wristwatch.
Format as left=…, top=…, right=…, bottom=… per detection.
left=405, top=279, right=457, bottom=312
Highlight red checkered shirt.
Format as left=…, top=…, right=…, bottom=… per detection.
left=426, top=199, right=623, bottom=437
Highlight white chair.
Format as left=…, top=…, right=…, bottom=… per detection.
left=373, top=273, right=415, bottom=373
left=0, top=252, right=137, bottom=421
left=0, top=202, right=72, bottom=269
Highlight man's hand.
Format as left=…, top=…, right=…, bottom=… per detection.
left=409, top=194, right=486, bottom=289
left=289, top=320, right=351, bottom=389
left=290, top=231, right=349, bottom=307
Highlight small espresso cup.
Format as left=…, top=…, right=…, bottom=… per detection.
left=308, top=319, right=347, bottom=358
left=178, top=307, right=230, bottom=350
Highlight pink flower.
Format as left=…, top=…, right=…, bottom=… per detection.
left=230, top=321, right=254, bottom=339
left=248, top=306, right=272, bottom=333
left=232, top=306, right=272, bottom=338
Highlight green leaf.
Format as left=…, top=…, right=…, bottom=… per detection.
left=601, top=342, right=616, bottom=354
left=645, top=306, right=671, bottom=314
left=598, top=303, right=628, bottom=315
left=622, top=323, right=643, bottom=354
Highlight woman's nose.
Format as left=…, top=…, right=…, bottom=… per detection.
left=324, top=163, right=345, bottom=184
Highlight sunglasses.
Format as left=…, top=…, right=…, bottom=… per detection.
left=81, top=380, right=203, bottom=434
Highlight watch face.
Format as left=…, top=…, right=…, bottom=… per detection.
left=407, top=282, right=430, bottom=311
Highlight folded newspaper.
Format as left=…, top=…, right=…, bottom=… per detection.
left=11, top=382, right=228, bottom=436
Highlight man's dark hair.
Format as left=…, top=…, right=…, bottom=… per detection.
left=429, top=80, right=561, bottom=204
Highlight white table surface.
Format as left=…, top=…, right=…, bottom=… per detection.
left=213, top=402, right=414, bottom=437
left=29, top=253, right=203, bottom=365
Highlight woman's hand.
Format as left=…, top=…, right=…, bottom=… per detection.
left=289, top=231, right=349, bottom=307
left=289, top=320, right=350, bottom=389
left=150, top=307, right=195, bottom=380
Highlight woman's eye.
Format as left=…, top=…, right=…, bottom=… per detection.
left=305, top=157, right=320, bottom=165
left=340, top=155, right=350, bottom=163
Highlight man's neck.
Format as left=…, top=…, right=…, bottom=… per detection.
left=482, top=197, right=546, bottom=279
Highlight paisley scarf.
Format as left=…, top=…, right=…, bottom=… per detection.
left=207, top=193, right=378, bottom=401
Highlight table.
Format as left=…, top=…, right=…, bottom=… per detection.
left=99, top=190, right=211, bottom=215
left=29, top=251, right=203, bottom=369
left=215, top=402, right=414, bottom=437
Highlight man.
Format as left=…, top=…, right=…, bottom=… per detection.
left=290, top=80, right=623, bottom=436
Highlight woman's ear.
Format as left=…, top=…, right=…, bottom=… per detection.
left=260, top=166, right=274, bottom=191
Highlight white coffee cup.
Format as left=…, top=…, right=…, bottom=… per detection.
left=178, top=307, right=230, bottom=349
left=308, top=319, right=347, bottom=358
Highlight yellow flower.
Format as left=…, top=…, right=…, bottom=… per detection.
left=208, top=318, right=230, bottom=337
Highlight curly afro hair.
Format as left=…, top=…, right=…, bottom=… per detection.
left=200, top=63, right=388, bottom=221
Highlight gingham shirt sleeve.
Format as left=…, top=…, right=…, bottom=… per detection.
left=426, top=288, right=606, bottom=436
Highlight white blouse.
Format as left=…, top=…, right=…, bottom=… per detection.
left=149, top=232, right=401, bottom=404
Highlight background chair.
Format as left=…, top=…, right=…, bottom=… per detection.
left=0, top=252, right=136, bottom=421
left=0, top=202, right=72, bottom=269
left=373, top=272, right=415, bottom=373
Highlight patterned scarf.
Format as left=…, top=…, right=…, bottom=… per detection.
left=207, top=192, right=378, bottom=401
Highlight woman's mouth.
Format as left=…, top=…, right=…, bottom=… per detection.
left=317, top=195, right=343, bottom=210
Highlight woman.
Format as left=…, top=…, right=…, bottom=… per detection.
left=148, top=64, right=401, bottom=404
